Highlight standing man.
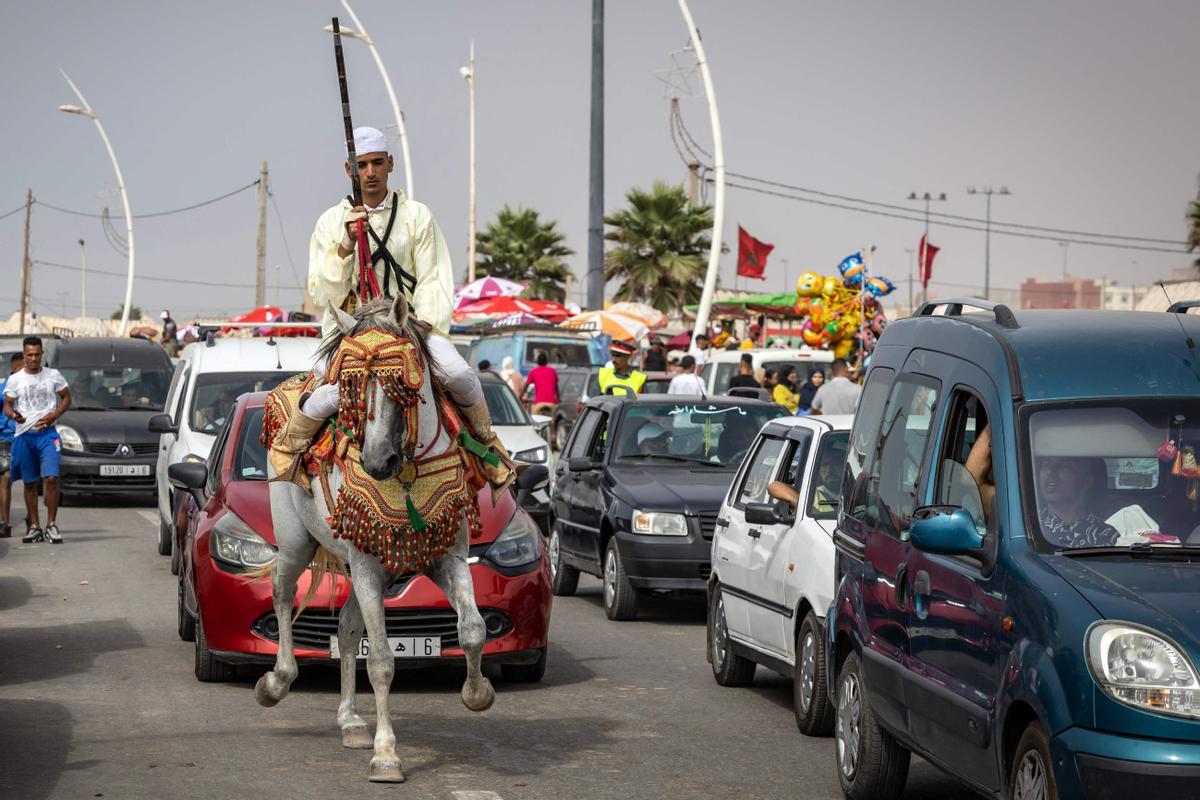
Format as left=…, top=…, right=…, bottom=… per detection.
left=688, top=334, right=711, bottom=368
left=524, top=353, right=559, bottom=418
left=598, top=341, right=646, bottom=396
left=291, top=126, right=512, bottom=485
left=160, top=310, right=179, bottom=357
left=0, top=352, right=24, bottom=537
left=3, top=337, right=71, bottom=544
left=668, top=355, right=706, bottom=396
left=728, top=353, right=760, bottom=389
left=643, top=338, right=667, bottom=372
left=810, top=358, right=862, bottom=415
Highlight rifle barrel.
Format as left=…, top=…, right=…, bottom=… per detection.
left=331, top=16, right=362, bottom=205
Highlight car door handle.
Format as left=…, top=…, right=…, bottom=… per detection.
left=716, top=517, right=729, bottom=528
left=913, top=569, right=931, bottom=598
left=748, top=528, right=762, bottom=539
left=894, top=561, right=908, bottom=608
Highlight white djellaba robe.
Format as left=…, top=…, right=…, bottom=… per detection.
left=305, top=190, right=481, bottom=411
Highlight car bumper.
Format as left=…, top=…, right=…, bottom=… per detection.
left=195, top=543, right=553, bottom=667
left=614, top=529, right=711, bottom=591
left=1053, top=726, right=1200, bottom=800
left=59, top=453, right=157, bottom=495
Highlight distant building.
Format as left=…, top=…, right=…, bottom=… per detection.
left=1134, top=277, right=1200, bottom=312
left=1020, top=276, right=1102, bottom=309
left=1099, top=279, right=1151, bottom=311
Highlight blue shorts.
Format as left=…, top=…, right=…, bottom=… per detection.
left=11, top=428, right=61, bottom=483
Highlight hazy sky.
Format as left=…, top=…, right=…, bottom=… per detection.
left=3, top=0, right=1197, bottom=320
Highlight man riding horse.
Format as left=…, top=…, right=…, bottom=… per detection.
left=269, top=125, right=513, bottom=490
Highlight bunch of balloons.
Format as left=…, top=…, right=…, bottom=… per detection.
left=791, top=252, right=896, bottom=359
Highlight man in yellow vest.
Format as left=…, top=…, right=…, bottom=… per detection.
left=598, top=340, right=647, bottom=396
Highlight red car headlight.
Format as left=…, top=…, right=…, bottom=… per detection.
left=212, top=511, right=277, bottom=569
left=481, top=509, right=542, bottom=569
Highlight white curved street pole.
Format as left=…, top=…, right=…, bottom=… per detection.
left=678, top=0, right=725, bottom=343
left=59, top=69, right=134, bottom=335
left=326, top=1, right=415, bottom=200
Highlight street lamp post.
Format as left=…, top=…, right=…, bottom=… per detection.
left=460, top=43, right=477, bottom=283
left=1059, top=241, right=1070, bottom=279
left=906, top=191, right=946, bottom=304
left=59, top=69, right=134, bottom=336
left=322, top=0, right=414, bottom=200
left=78, top=238, right=87, bottom=318
left=967, top=185, right=1011, bottom=300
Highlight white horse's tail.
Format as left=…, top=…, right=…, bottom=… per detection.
left=245, top=545, right=350, bottom=622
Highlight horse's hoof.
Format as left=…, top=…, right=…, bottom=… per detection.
left=368, top=757, right=405, bottom=783
left=462, top=678, right=495, bottom=713
left=254, top=675, right=281, bottom=708
left=341, top=723, right=372, bottom=749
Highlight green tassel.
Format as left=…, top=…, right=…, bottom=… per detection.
left=406, top=493, right=427, bottom=532
left=460, top=430, right=501, bottom=467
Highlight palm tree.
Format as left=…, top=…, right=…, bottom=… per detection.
left=475, top=206, right=573, bottom=302
left=604, top=182, right=713, bottom=316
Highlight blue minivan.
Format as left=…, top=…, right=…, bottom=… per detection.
left=465, top=328, right=608, bottom=375
left=827, top=299, right=1200, bottom=800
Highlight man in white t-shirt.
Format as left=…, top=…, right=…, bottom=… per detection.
left=667, top=355, right=707, bottom=396
left=687, top=334, right=711, bottom=368
left=3, top=337, right=71, bottom=544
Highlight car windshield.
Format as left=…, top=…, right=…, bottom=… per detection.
left=234, top=406, right=268, bottom=481
left=809, top=432, right=849, bottom=519
left=1025, top=401, right=1200, bottom=551
left=524, top=340, right=598, bottom=367
left=59, top=366, right=171, bottom=411
left=190, top=371, right=292, bottom=435
left=482, top=381, right=529, bottom=426
left=615, top=402, right=784, bottom=468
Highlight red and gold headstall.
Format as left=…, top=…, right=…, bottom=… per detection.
left=325, top=328, right=427, bottom=451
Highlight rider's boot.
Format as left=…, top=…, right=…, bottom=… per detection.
left=267, top=406, right=328, bottom=492
left=461, top=398, right=517, bottom=497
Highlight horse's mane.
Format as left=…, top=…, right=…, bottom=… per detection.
left=317, top=298, right=441, bottom=385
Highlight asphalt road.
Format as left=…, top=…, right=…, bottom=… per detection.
left=0, top=501, right=975, bottom=800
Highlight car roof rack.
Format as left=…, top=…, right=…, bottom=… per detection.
left=914, top=297, right=1019, bottom=330
left=1167, top=301, right=1200, bottom=314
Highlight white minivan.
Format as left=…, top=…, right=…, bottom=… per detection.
left=150, top=336, right=319, bottom=570
left=706, top=414, right=853, bottom=736
left=699, top=347, right=834, bottom=396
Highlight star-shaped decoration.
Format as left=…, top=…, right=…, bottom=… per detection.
left=653, top=42, right=702, bottom=101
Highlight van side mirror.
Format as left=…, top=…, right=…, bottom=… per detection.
left=148, top=413, right=177, bottom=434
left=910, top=505, right=984, bottom=556
left=168, top=461, right=208, bottom=508
left=745, top=500, right=795, bottom=527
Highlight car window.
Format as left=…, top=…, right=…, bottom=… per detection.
left=762, top=360, right=827, bottom=386
left=614, top=403, right=785, bottom=468
left=189, top=371, right=291, bottom=434
left=482, top=381, right=530, bottom=426
left=712, top=362, right=738, bottom=394
left=205, top=412, right=234, bottom=494
left=842, top=367, right=895, bottom=522
left=172, top=366, right=189, bottom=427
left=735, top=436, right=789, bottom=510
left=934, top=391, right=990, bottom=532
left=525, top=340, right=594, bottom=367
left=866, top=375, right=940, bottom=539
left=233, top=406, right=268, bottom=480
left=566, top=409, right=602, bottom=459
left=587, top=412, right=611, bottom=462
left=808, top=432, right=849, bottom=519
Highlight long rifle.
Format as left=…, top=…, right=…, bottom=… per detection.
left=331, top=16, right=362, bottom=206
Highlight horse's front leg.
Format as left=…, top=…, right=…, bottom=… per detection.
left=428, top=538, right=495, bottom=713
left=347, top=551, right=404, bottom=783
left=254, top=534, right=318, bottom=707
left=336, top=590, right=372, bottom=748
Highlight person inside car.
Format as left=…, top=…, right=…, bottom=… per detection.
left=1036, top=456, right=1119, bottom=548
left=964, top=424, right=997, bottom=524
left=195, top=387, right=240, bottom=433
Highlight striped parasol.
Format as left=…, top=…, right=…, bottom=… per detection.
left=560, top=310, right=650, bottom=342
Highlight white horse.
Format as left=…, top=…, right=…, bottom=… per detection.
left=254, top=294, right=493, bottom=783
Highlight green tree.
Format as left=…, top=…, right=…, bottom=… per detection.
left=475, top=206, right=573, bottom=303
left=110, top=306, right=143, bottom=320
left=603, top=181, right=713, bottom=316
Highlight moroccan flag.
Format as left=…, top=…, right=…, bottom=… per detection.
left=918, top=234, right=940, bottom=290
left=737, top=225, right=774, bottom=280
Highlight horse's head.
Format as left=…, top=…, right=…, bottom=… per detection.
left=324, top=293, right=434, bottom=482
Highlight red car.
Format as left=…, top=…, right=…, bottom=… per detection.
left=171, top=392, right=552, bottom=683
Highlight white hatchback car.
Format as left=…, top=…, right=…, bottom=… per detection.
left=706, top=414, right=853, bottom=736
left=150, top=336, right=319, bottom=569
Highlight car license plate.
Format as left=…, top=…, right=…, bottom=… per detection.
left=99, top=464, right=150, bottom=477
left=329, top=635, right=441, bottom=660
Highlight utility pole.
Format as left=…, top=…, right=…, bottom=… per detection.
left=906, top=191, right=946, bottom=304
left=587, top=0, right=605, bottom=310
left=1059, top=241, right=1070, bottom=279
left=19, top=188, right=31, bottom=334
left=255, top=160, right=268, bottom=307
left=904, top=247, right=915, bottom=312
left=461, top=42, right=477, bottom=283
left=967, top=185, right=1010, bottom=300
left=79, top=238, right=87, bottom=318
left=687, top=161, right=699, bottom=206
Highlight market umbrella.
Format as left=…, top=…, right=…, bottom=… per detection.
left=453, top=296, right=572, bottom=324
left=221, top=305, right=284, bottom=335
left=665, top=331, right=693, bottom=348
left=453, top=276, right=526, bottom=310
left=561, top=310, right=650, bottom=342
left=607, top=301, right=668, bottom=329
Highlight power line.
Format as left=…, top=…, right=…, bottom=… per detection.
left=0, top=203, right=25, bottom=222
left=34, top=179, right=260, bottom=220
left=720, top=179, right=1188, bottom=255
left=266, top=188, right=304, bottom=292
left=30, top=258, right=304, bottom=291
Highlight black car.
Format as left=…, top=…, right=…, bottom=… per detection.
left=547, top=366, right=596, bottom=451
left=549, top=392, right=785, bottom=620
left=45, top=337, right=173, bottom=499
